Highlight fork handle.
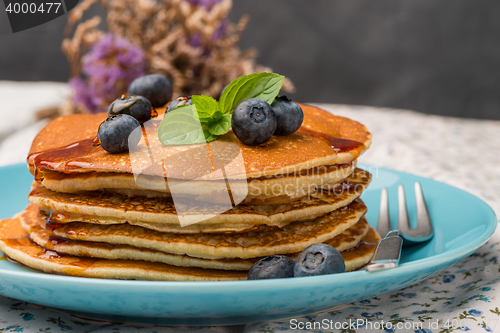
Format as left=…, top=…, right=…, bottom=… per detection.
left=365, top=231, right=403, bottom=272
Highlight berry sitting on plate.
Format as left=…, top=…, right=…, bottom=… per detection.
left=294, top=243, right=345, bottom=277
left=248, top=255, right=295, bottom=280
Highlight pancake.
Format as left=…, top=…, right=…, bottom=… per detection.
left=0, top=217, right=246, bottom=281
left=27, top=104, right=371, bottom=181
left=0, top=216, right=379, bottom=280
left=10, top=103, right=377, bottom=281
left=20, top=204, right=375, bottom=271
left=38, top=200, right=367, bottom=260
left=29, top=168, right=371, bottom=231
left=35, top=162, right=356, bottom=205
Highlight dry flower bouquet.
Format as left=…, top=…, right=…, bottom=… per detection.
left=49, top=0, right=293, bottom=117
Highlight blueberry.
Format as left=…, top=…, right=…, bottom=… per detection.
left=231, top=98, right=277, bottom=145
left=97, top=114, right=141, bottom=154
left=165, top=96, right=192, bottom=114
left=127, top=74, right=173, bottom=107
left=248, top=255, right=295, bottom=280
left=271, top=95, right=303, bottom=135
left=108, top=95, right=153, bottom=123
left=294, top=243, right=345, bottom=277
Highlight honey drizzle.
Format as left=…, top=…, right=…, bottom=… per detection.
left=45, top=221, right=64, bottom=233
left=151, top=107, right=158, bottom=118
left=39, top=249, right=64, bottom=259
left=28, top=114, right=365, bottom=178
left=298, top=127, right=364, bottom=154
left=34, top=166, right=44, bottom=184
left=1, top=235, right=31, bottom=246
left=92, top=136, right=101, bottom=148
left=30, top=139, right=98, bottom=173
left=46, top=237, right=69, bottom=252
left=341, top=241, right=378, bottom=261
left=1, top=220, right=95, bottom=274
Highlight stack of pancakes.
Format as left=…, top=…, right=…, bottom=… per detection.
left=0, top=104, right=380, bottom=281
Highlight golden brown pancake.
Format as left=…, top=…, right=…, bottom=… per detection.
left=39, top=200, right=367, bottom=259
left=27, top=105, right=371, bottom=180
left=35, top=162, right=357, bottom=204
left=0, top=216, right=379, bottom=280
left=0, top=217, right=246, bottom=281
left=29, top=168, right=371, bottom=231
left=20, top=204, right=375, bottom=271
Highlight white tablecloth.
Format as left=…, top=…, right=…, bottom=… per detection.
left=0, top=82, right=499, bottom=333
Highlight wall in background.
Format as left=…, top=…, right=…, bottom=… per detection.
left=0, top=11, right=69, bottom=82
left=1, top=0, right=499, bottom=119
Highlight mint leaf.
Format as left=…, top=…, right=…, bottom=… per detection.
left=247, top=75, right=284, bottom=103
left=158, top=105, right=208, bottom=145
left=192, top=95, right=219, bottom=121
left=158, top=72, right=286, bottom=145
left=203, top=128, right=218, bottom=142
left=207, top=114, right=232, bottom=136
left=219, top=73, right=284, bottom=114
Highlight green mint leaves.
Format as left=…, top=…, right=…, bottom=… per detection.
left=219, top=73, right=284, bottom=113
left=158, top=105, right=208, bottom=145
left=158, top=72, right=284, bottom=145
left=207, top=113, right=232, bottom=135
left=192, top=95, right=218, bottom=121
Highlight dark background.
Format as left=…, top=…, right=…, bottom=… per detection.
left=1, top=0, right=500, bottom=120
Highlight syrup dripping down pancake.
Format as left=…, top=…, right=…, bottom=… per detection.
left=20, top=204, right=378, bottom=272
left=0, top=217, right=246, bottom=281
left=0, top=216, right=379, bottom=281
left=27, top=104, right=371, bottom=181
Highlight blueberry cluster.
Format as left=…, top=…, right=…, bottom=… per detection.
left=247, top=243, right=345, bottom=280
left=97, top=74, right=173, bottom=154
left=231, top=96, right=303, bottom=145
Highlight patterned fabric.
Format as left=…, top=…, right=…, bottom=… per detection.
left=245, top=229, right=500, bottom=333
left=0, top=99, right=499, bottom=332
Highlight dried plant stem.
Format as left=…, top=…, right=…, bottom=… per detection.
left=61, top=0, right=293, bottom=115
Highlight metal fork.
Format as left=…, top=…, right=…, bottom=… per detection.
left=377, top=182, right=433, bottom=244
left=366, top=182, right=433, bottom=271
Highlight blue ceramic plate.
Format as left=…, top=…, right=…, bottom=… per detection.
left=0, top=163, right=496, bottom=325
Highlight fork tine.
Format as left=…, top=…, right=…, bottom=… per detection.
left=377, top=187, right=391, bottom=236
left=397, top=185, right=411, bottom=235
left=414, top=182, right=433, bottom=237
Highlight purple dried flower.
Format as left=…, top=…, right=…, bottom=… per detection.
left=212, top=19, right=228, bottom=40
left=69, top=77, right=95, bottom=111
left=185, top=0, right=221, bottom=10
left=190, top=33, right=202, bottom=48
left=71, top=33, right=146, bottom=113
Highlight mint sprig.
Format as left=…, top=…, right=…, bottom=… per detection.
left=192, top=95, right=218, bottom=121
left=157, top=105, right=207, bottom=145
left=207, top=113, right=232, bottom=135
left=219, top=73, right=284, bottom=114
left=158, top=72, right=284, bottom=145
